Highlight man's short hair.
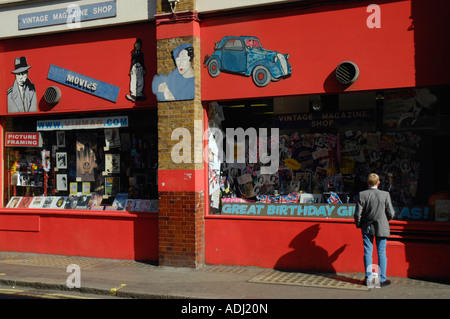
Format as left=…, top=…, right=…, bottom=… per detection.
left=367, top=173, right=380, bottom=187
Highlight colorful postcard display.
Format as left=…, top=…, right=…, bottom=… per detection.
left=210, top=128, right=423, bottom=211
left=4, top=194, right=158, bottom=213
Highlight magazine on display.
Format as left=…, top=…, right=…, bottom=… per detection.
left=124, top=199, right=135, bottom=211
left=105, top=177, right=120, bottom=196
left=41, top=196, right=56, bottom=209
left=6, top=196, right=21, bottom=208
left=29, top=197, right=45, bottom=209
left=87, top=192, right=103, bottom=208
left=17, top=197, right=32, bottom=208
left=75, top=195, right=91, bottom=209
left=105, top=154, right=120, bottom=174
left=112, top=193, right=128, bottom=210
left=64, top=195, right=79, bottom=209
left=50, top=196, right=67, bottom=209
left=134, top=199, right=150, bottom=212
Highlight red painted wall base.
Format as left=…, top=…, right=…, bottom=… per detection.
left=205, top=217, right=450, bottom=280
left=0, top=210, right=158, bottom=261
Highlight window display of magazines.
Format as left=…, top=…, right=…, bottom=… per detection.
left=5, top=193, right=158, bottom=213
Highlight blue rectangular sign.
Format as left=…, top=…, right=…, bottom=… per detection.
left=47, top=64, right=120, bottom=103
left=19, top=1, right=116, bottom=30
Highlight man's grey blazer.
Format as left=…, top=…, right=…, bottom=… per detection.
left=354, top=188, right=395, bottom=237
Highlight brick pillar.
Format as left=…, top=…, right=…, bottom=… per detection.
left=155, top=3, right=205, bottom=268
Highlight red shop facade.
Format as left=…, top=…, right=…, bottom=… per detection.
left=200, top=0, right=450, bottom=280
left=0, top=21, right=159, bottom=261
left=1, top=0, right=449, bottom=281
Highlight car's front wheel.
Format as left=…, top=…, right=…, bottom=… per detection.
left=252, top=65, right=272, bottom=87
left=207, top=59, right=221, bottom=77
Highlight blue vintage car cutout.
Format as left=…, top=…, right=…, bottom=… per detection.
left=204, top=36, right=292, bottom=87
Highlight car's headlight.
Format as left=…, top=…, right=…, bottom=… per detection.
left=273, top=56, right=278, bottom=63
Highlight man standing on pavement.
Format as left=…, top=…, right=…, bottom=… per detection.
left=354, top=173, right=395, bottom=287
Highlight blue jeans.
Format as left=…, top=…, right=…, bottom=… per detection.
left=362, top=226, right=388, bottom=282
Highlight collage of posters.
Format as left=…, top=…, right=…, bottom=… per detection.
left=208, top=100, right=424, bottom=212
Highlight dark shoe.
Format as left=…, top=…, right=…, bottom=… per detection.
left=380, top=280, right=391, bottom=287
left=126, top=94, right=136, bottom=102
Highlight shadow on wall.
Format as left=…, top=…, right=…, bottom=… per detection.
left=274, top=224, right=347, bottom=273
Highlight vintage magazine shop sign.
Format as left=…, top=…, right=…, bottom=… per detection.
left=222, top=203, right=355, bottom=219
left=18, top=1, right=116, bottom=30
left=273, top=109, right=375, bottom=129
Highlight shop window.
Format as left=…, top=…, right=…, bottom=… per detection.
left=4, top=110, right=158, bottom=212
left=207, top=87, right=450, bottom=222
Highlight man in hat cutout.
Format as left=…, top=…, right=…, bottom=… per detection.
left=152, top=43, right=195, bottom=101
left=7, top=56, right=37, bottom=113
left=126, top=38, right=146, bottom=102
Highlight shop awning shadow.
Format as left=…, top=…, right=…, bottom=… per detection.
left=274, top=224, right=347, bottom=275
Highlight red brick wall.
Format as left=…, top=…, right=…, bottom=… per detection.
left=159, top=191, right=205, bottom=267
left=155, top=6, right=205, bottom=268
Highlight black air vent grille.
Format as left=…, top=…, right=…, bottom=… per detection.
left=44, top=86, right=61, bottom=105
left=335, top=61, right=359, bottom=85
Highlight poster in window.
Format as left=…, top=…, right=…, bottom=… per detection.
left=57, top=174, right=68, bottom=191
left=104, top=128, right=120, bottom=148
left=70, top=182, right=77, bottom=195
left=105, top=177, right=119, bottom=196
left=382, top=88, right=438, bottom=130
left=295, top=172, right=311, bottom=192
left=56, top=131, right=65, bottom=148
left=76, top=133, right=98, bottom=182
left=56, top=152, right=67, bottom=169
left=105, top=154, right=120, bottom=174
left=82, top=182, right=91, bottom=195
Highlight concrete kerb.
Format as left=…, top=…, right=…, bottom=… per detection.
left=0, top=278, right=191, bottom=299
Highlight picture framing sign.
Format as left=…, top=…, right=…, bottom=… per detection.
left=5, top=132, right=42, bottom=147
